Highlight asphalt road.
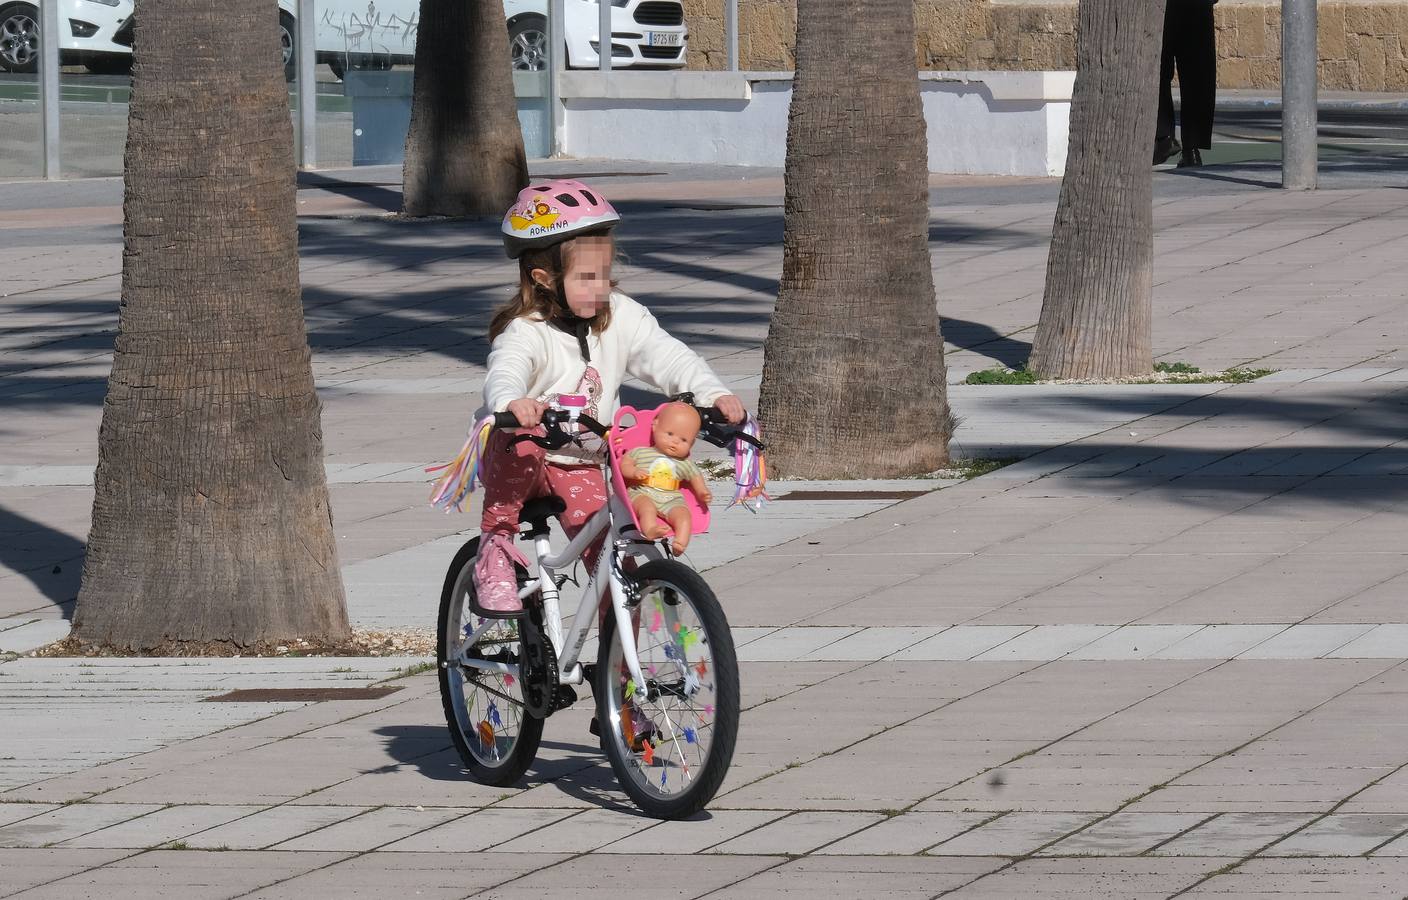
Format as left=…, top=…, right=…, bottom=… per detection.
left=1207, top=104, right=1408, bottom=165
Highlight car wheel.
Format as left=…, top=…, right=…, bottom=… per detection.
left=507, top=15, right=548, bottom=72
left=279, top=11, right=296, bottom=82
left=0, top=3, right=40, bottom=74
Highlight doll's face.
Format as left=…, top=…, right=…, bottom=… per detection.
left=652, top=403, right=702, bottom=460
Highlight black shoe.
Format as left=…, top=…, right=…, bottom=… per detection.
left=1177, top=148, right=1203, bottom=168
left=1153, top=136, right=1181, bottom=166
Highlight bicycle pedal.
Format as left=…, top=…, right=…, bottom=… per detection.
left=552, top=685, right=579, bottom=712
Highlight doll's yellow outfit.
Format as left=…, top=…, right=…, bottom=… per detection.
left=625, top=447, right=702, bottom=515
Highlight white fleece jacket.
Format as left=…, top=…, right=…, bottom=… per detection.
left=478, top=292, right=731, bottom=464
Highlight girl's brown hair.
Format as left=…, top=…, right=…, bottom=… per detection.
left=489, top=234, right=616, bottom=341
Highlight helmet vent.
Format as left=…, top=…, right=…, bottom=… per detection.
left=556, top=192, right=581, bottom=207
left=581, top=189, right=600, bottom=206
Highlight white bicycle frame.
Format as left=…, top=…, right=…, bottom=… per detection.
left=456, top=457, right=670, bottom=696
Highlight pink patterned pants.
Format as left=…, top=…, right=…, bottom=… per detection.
left=479, top=429, right=609, bottom=569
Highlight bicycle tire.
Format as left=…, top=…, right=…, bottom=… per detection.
left=437, top=536, right=543, bottom=786
left=595, top=559, right=740, bottom=819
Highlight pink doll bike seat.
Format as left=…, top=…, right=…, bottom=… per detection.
left=609, top=404, right=711, bottom=538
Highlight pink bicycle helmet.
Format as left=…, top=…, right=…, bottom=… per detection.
left=501, top=179, right=621, bottom=258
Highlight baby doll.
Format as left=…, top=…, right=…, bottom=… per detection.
left=621, top=402, right=713, bottom=556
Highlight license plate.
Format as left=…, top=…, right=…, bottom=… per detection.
left=648, top=32, right=682, bottom=47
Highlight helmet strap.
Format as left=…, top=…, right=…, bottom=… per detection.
left=547, top=243, right=592, bottom=363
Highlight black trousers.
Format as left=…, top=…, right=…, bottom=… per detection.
left=1157, top=0, right=1217, bottom=150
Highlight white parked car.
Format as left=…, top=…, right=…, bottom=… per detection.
left=0, top=0, right=133, bottom=74
left=0, top=0, right=687, bottom=77
left=280, top=0, right=688, bottom=79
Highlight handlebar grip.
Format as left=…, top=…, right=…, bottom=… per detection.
left=493, top=411, right=521, bottom=430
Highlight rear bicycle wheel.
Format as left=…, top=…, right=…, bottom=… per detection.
left=596, top=560, right=739, bottom=819
left=437, top=537, right=543, bottom=786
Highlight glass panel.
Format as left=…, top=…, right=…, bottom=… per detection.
left=57, top=0, right=132, bottom=176
left=58, top=67, right=129, bottom=178
left=0, top=1, right=44, bottom=179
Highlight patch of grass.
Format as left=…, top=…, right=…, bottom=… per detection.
left=964, top=362, right=1275, bottom=386
left=964, top=366, right=1037, bottom=385
left=957, top=458, right=1019, bottom=479
left=329, top=666, right=356, bottom=674
left=388, top=660, right=436, bottom=680
left=906, top=458, right=1019, bottom=481
left=165, top=841, right=191, bottom=851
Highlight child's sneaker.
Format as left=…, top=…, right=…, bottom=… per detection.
left=473, top=533, right=529, bottom=615
left=589, top=703, right=658, bottom=752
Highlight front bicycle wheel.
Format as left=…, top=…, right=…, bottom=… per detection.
left=437, top=537, right=543, bottom=786
left=596, top=559, right=740, bottom=819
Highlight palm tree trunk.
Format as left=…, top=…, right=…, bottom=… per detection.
left=72, top=0, right=350, bottom=651
left=1028, top=0, right=1167, bottom=380
left=757, top=0, right=952, bottom=479
left=402, top=0, right=528, bottom=217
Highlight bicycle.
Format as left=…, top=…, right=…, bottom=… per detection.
left=435, top=397, right=763, bottom=819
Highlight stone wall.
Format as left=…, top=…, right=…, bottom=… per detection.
left=680, top=0, right=1408, bottom=91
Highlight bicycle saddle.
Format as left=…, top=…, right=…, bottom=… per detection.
left=519, top=496, right=567, bottom=535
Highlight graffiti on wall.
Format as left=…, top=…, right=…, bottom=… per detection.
left=319, top=1, right=419, bottom=56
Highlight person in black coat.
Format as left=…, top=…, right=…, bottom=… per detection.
left=1154, top=0, right=1218, bottom=168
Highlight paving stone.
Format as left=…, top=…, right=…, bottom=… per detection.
left=0, top=804, right=162, bottom=849
left=1148, top=624, right=1287, bottom=660
left=0, top=848, right=145, bottom=896
left=59, top=804, right=261, bottom=849
left=273, top=806, right=468, bottom=852
left=377, top=807, right=574, bottom=853
left=1064, top=626, right=1205, bottom=661
left=798, top=627, right=946, bottom=661
left=735, top=628, right=862, bottom=662
left=8, top=849, right=352, bottom=900
left=180, top=805, right=367, bottom=850
left=1325, top=624, right=1408, bottom=659
left=487, top=808, right=658, bottom=853
left=710, top=811, right=887, bottom=855
left=1154, top=813, right=1318, bottom=857
left=0, top=804, right=59, bottom=828
left=1263, top=814, right=1408, bottom=857
left=928, top=813, right=1100, bottom=857
left=0, top=619, right=71, bottom=653
left=1186, top=857, right=1408, bottom=897
left=1236, top=624, right=1377, bottom=659
left=816, top=811, right=992, bottom=856
left=710, top=854, right=1006, bottom=898
left=950, top=856, right=1234, bottom=898
left=467, top=852, right=780, bottom=898
left=972, top=626, right=1118, bottom=661
left=598, top=809, right=789, bottom=854
left=242, top=850, right=564, bottom=899
left=889, top=626, right=1032, bottom=661
left=1039, top=813, right=1212, bottom=856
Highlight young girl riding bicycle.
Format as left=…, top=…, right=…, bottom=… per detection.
left=472, top=179, right=745, bottom=614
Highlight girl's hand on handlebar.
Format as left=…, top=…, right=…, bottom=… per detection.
left=713, top=394, right=746, bottom=425
left=506, top=398, right=547, bottom=429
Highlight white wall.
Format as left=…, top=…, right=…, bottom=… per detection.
left=556, top=71, right=1074, bottom=177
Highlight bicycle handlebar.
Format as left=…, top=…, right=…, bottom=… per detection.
left=493, top=396, right=765, bottom=453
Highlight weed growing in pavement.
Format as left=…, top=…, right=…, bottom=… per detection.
left=964, top=363, right=1275, bottom=386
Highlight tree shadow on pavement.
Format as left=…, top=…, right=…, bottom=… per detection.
left=372, top=724, right=635, bottom=808
left=0, top=504, right=84, bottom=620
left=297, top=171, right=403, bottom=213
left=970, top=387, right=1408, bottom=507
left=942, top=317, right=1032, bottom=369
